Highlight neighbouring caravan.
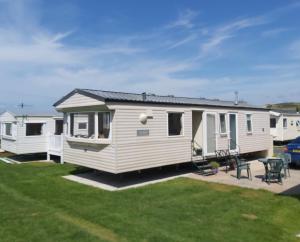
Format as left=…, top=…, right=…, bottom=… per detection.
left=270, top=110, right=300, bottom=142
left=0, top=111, right=63, bottom=158
left=54, top=89, right=273, bottom=174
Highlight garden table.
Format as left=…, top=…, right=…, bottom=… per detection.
left=258, top=158, right=283, bottom=182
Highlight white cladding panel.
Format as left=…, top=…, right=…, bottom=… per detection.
left=272, top=115, right=300, bottom=141
left=56, top=93, right=105, bottom=109
left=58, top=99, right=272, bottom=173
left=15, top=116, right=56, bottom=154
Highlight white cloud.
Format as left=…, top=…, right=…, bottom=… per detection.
left=165, top=9, right=198, bottom=29
left=199, top=16, right=268, bottom=56
left=261, top=27, right=289, bottom=37
left=0, top=1, right=300, bottom=113
left=167, top=34, right=197, bottom=49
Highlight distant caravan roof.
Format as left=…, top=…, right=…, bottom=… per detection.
left=54, top=88, right=267, bottom=110
left=271, top=109, right=300, bottom=116
left=0, top=110, right=62, bottom=118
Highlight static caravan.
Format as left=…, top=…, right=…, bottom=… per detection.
left=0, top=111, right=63, bottom=156
left=54, top=89, right=273, bottom=174
left=270, top=110, right=300, bottom=142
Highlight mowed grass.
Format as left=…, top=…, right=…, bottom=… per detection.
left=0, top=162, right=300, bottom=242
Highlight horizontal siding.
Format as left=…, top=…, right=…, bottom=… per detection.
left=237, top=112, right=271, bottom=154
left=0, top=112, right=16, bottom=122
left=1, top=138, right=17, bottom=153
left=217, top=136, right=229, bottom=150
left=16, top=117, right=56, bottom=154
left=116, top=139, right=191, bottom=173
left=115, top=109, right=192, bottom=143
left=59, top=102, right=272, bottom=173
left=57, top=93, right=104, bottom=109
left=114, top=108, right=192, bottom=173
left=16, top=136, right=48, bottom=154
left=282, top=116, right=300, bottom=141
left=63, top=138, right=116, bottom=172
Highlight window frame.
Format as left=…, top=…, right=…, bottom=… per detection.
left=4, top=122, right=13, bottom=137
left=246, top=113, right=253, bottom=134
left=54, top=119, right=64, bottom=135
left=67, top=111, right=112, bottom=140
left=270, top=118, right=276, bottom=128
left=219, top=113, right=227, bottom=135
left=25, top=122, right=44, bottom=137
left=167, top=111, right=184, bottom=137
left=283, top=118, right=288, bottom=129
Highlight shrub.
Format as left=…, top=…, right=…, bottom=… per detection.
left=210, top=161, right=220, bottom=169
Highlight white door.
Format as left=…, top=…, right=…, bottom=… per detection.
left=205, top=113, right=216, bottom=155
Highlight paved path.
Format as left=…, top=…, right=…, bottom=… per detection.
left=187, top=160, right=300, bottom=195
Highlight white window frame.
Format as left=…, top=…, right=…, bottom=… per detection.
left=25, top=122, right=45, bottom=137
left=246, top=113, right=253, bottom=134
left=67, top=111, right=112, bottom=141
left=219, top=113, right=227, bottom=135
left=4, top=122, right=13, bottom=137
left=203, top=111, right=218, bottom=156
left=228, top=112, right=239, bottom=152
left=283, top=118, right=288, bottom=129
left=270, top=118, right=276, bottom=128
left=167, top=111, right=184, bottom=137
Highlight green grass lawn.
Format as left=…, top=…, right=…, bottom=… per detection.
left=0, top=162, right=300, bottom=242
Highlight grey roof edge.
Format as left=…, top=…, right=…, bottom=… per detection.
left=54, top=88, right=268, bottom=111
left=0, top=110, right=62, bottom=118
left=53, top=88, right=105, bottom=107
left=271, top=109, right=300, bottom=116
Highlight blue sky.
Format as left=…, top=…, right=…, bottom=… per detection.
left=0, top=0, right=300, bottom=113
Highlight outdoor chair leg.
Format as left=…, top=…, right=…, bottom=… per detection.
left=248, top=168, right=252, bottom=180
left=284, top=168, right=287, bottom=179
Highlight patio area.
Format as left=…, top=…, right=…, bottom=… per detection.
left=187, top=160, right=300, bottom=195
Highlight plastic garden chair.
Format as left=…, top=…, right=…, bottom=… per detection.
left=266, top=159, right=284, bottom=184
left=235, top=156, right=252, bottom=180
left=278, top=153, right=291, bottom=178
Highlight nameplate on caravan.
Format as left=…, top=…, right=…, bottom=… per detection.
left=137, top=129, right=150, bottom=136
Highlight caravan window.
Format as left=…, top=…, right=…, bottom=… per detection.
left=283, top=118, right=287, bottom=129
left=98, top=112, right=110, bottom=139
left=70, top=113, right=94, bottom=138
left=270, top=118, right=276, bottom=128
left=168, top=113, right=183, bottom=136
left=246, top=114, right=252, bottom=133
left=55, top=120, right=63, bottom=135
left=219, top=113, right=227, bottom=134
left=26, top=123, right=43, bottom=136
left=70, top=112, right=111, bottom=139
left=5, top=123, right=12, bottom=136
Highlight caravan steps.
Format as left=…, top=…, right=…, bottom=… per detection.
left=192, top=159, right=214, bottom=176
left=0, top=157, right=21, bottom=164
